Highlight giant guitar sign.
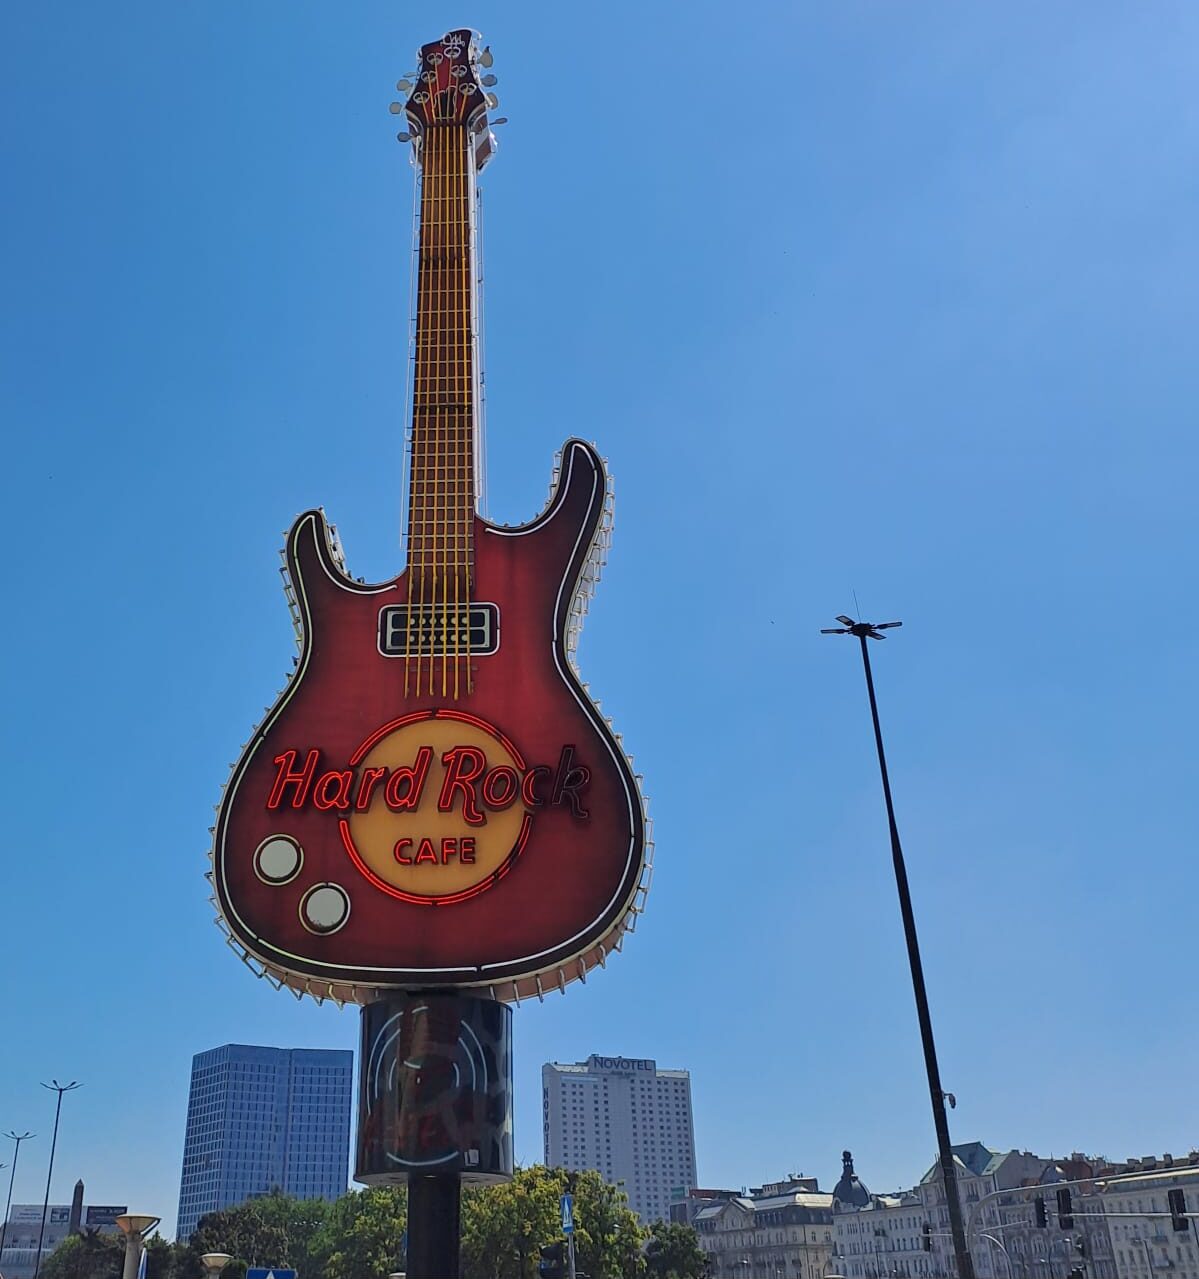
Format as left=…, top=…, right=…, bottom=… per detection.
left=211, top=29, right=651, bottom=1004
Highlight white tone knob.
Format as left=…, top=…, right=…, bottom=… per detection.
left=300, top=883, right=351, bottom=934
left=254, top=835, right=303, bottom=885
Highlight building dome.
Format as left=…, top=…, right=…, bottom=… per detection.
left=833, top=1150, right=871, bottom=1208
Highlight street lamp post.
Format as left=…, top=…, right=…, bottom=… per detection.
left=116, top=1214, right=161, bottom=1279
left=822, top=617, right=975, bottom=1279
left=34, top=1081, right=81, bottom=1279
left=980, top=1234, right=1013, bottom=1279
left=201, top=1252, right=232, bottom=1279
left=1130, top=1237, right=1153, bottom=1275
left=2, top=1132, right=35, bottom=1258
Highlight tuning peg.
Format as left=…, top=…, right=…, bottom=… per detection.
left=396, top=131, right=413, bottom=143
left=481, top=74, right=497, bottom=87
left=485, top=92, right=499, bottom=109
left=492, top=117, right=509, bottom=126
left=396, top=78, right=413, bottom=92
left=388, top=102, right=404, bottom=115
left=479, top=45, right=493, bottom=67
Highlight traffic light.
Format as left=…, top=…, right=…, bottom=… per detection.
left=1057, top=1188, right=1074, bottom=1230
left=922, top=1223, right=932, bottom=1252
left=539, top=1243, right=566, bottom=1279
left=1035, top=1197, right=1048, bottom=1229
left=1169, top=1188, right=1189, bottom=1233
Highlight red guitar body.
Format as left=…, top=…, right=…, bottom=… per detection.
left=213, top=440, right=647, bottom=1000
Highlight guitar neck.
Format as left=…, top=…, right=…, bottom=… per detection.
left=408, top=122, right=480, bottom=588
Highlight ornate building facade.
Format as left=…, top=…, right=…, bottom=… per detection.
left=693, top=1175, right=836, bottom=1279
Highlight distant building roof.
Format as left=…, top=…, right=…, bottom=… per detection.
left=920, top=1143, right=1005, bottom=1184
left=752, top=1191, right=835, bottom=1212
left=833, top=1151, right=871, bottom=1208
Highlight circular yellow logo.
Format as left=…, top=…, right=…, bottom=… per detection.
left=343, top=710, right=532, bottom=904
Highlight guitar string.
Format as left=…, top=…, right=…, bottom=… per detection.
left=416, top=115, right=440, bottom=698
left=465, top=116, right=476, bottom=697
left=449, top=114, right=462, bottom=700
left=434, top=95, right=454, bottom=697
left=431, top=102, right=449, bottom=697
left=443, top=108, right=459, bottom=700
left=442, top=99, right=460, bottom=697
left=403, top=111, right=429, bottom=698
left=457, top=116, right=472, bottom=699
left=465, top=113, right=478, bottom=695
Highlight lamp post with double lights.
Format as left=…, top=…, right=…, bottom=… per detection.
left=2, top=1132, right=35, bottom=1258
left=34, top=1081, right=81, bottom=1279
left=822, top=616, right=975, bottom=1279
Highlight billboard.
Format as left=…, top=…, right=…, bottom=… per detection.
left=8, top=1205, right=71, bottom=1225
left=85, top=1206, right=128, bottom=1228
left=209, top=31, right=650, bottom=1009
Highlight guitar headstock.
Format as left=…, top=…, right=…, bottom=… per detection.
left=391, top=29, right=498, bottom=160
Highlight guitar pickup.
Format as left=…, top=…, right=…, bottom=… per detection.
left=377, top=602, right=500, bottom=657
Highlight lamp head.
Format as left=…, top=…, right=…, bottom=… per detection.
left=201, top=1254, right=232, bottom=1276
left=115, top=1214, right=160, bottom=1238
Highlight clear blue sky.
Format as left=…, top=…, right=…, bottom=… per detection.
left=2, top=0, right=1197, bottom=1239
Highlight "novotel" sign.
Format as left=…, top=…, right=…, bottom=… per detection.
left=587, top=1055, right=655, bottom=1073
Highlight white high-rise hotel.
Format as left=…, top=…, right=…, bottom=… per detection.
left=542, top=1055, right=697, bottom=1222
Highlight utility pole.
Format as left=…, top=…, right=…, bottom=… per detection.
left=822, top=616, right=975, bottom=1279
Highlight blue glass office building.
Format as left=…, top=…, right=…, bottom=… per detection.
left=176, top=1044, right=353, bottom=1240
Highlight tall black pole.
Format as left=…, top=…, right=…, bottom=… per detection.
left=1, top=1131, right=36, bottom=1257
left=407, top=1174, right=461, bottom=1279
left=34, top=1081, right=80, bottom=1279
left=831, top=621, right=975, bottom=1279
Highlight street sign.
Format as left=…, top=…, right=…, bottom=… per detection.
left=561, top=1193, right=574, bottom=1234
left=247, top=1269, right=297, bottom=1279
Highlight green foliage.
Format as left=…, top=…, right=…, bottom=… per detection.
left=38, top=1231, right=124, bottom=1279
left=307, top=1187, right=407, bottom=1279
left=460, top=1166, right=645, bottom=1279
left=643, top=1221, right=708, bottom=1279
left=461, top=1165, right=565, bottom=1279
left=162, top=1165, right=659, bottom=1279
left=566, top=1169, right=645, bottom=1279
left=184, top=1193, right=331, bottom=1279
left=144, top=1234, right=179, bottom=1279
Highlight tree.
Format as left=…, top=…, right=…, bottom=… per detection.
left=307, top=1187, right=407, bottom=1279
left=461, top=1166, right=564, bottom=1279
left=182, top=1192, right=330, bottom=1279
left=461, top=1167, right=645, bottom=1279
left=39, top=1231, right=124, bottom=1279
left=644, top=1221, right=709, bottom=1279
left=567, top=1170, right=645, bottom=1279
left=143, top=1233, right=181, bottom=1279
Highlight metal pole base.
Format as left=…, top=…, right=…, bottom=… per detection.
left=408, top=1174, right=461, bottom=1279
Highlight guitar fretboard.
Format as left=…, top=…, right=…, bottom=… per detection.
left=408, top=122, right=478, bottom=596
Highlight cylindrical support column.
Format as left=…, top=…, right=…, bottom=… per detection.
left=120, top=1235, right=143, bottom=1279
left=408, top=1175, right=461, bottom=1279
left=356, top=992, right=514, bottom=1279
